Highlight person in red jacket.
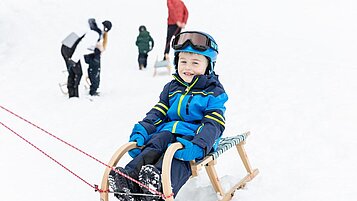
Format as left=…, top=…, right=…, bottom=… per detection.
left=164, top=0, right=188, bottom=61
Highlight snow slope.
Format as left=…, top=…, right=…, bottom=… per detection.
left=1, top=0, right=357, bottom=200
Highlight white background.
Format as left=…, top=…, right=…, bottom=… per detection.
left=1, top=0, right=357, bottom=200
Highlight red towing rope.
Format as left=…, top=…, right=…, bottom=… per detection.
left=0, top=105, right=173, bottom=199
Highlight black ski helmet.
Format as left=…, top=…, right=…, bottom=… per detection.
left=102, top=20, right=112, bottom=32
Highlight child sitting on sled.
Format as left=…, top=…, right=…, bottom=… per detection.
left=109, top=31, right=228, bottom=201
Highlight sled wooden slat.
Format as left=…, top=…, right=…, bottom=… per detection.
left=100, top=132, right=258, bottom=201
left=161, top=131, right=259, bottom=201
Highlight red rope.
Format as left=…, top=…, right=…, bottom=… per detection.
left=0, top=105, right=174, bottom=199
left=0, top=105, right=108, bottom=169
left=0, top=121, right=97, bottom=190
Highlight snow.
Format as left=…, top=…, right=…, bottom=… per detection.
left=1, top=0, right=357, bottom=200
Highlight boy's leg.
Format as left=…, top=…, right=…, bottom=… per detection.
left=138, top=53, right=146, bottom=70
left=143, top=53, right=148, bottom=68
left=153, top=135, right=194, bottom=197
left=125, top=131, right=176, bottom=178
left=138, top=164, right=163, bottom=201
left=138, top=135, right=193, bottom=198
left=109, top=167, right=136, bottom=201
left=109, top=132, right=175, bottom=200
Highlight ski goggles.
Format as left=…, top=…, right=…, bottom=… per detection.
left=172, top=31, right=218, bottom=53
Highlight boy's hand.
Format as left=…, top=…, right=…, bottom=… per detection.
left=129, top=134, right=145, bottom=146
left=129, top=123, right=150, bottom=146
left=174, top=137, right=204, bottom=161
left=128, top=148, right=141, bottom=158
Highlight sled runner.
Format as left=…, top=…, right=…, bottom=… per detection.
left=153, top=56, right=172, bottom=76
left=58, top=70, right=91, bottom=95
left=100, top=131, right=258, bottom=201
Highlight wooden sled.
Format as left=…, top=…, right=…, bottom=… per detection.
left=99, top=132, right=259, bottom=201
left=58, top=82, right=68, bottom=94
left=153, top=56, right=172, bottom=76
left=58, top=75, right=91, bottom=95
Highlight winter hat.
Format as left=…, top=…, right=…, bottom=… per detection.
left=102, top=20, right=112, bottom=32
left=139, top=25, right=146, bottom=32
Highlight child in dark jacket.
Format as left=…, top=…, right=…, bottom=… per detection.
left=110, top=31, right=227, bottom=201
left=136, top=25, right=154, bottom=70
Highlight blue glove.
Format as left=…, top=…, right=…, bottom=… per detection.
left=174, top=137, right=204, bottom=161
left=129, top=123, right=150, bottom=146
left=128, top=124, right=150, bottom=158
left=128, top=148, right=141, bottom=158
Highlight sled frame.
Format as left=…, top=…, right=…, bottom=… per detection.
left=153, top=56, right=171, bottom=77
left=58, top=75, right=91, bottom=95
left=99, top=132, right=258, bottom=201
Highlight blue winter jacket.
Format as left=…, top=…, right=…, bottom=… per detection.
left=138, top=73, right=228, bottom=155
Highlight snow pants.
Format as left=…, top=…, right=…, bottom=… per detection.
left=61, top=45, right=82, bottom=98
left=67, top=61, right=82, bottom=98
left=125, top=131, right=193, bottom=197
left=138, top=53, right=148, bottom=68
left=164, top=25, right=181, bottom=55
left=86, top=53, right=101, bottom=95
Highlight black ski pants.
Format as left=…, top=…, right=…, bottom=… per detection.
left=61, top=45, right=82, bottom=98
left=87, top=54, right=101, bottom=95
left=138, top=53, right=148, bottom=68
left=67, top=61, right=82, bottom=98
left=125, top=131, right=193, bottom=197
left=164, top=25, right=181, bottom=55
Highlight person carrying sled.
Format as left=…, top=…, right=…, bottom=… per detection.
left=136, top=25, right=154, bottom=70
left=109, top=31, right=227, bottom=200
left=60, top=18, right=112, bottom=98
left=163, top=0, right=188, bottom=61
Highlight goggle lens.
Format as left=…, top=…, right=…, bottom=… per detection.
left=172, top=32, right=218, bottom=52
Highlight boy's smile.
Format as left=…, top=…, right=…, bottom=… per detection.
left=177, top=52, right=209, bottom=83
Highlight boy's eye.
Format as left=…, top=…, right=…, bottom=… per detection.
left=180, top=60, right=187, bottom=64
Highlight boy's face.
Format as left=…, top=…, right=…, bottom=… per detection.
left=177, top=52, right=209, bottom=83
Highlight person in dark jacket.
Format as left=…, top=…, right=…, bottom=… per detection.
left=136, top=25, right=154, bottom=70
left=163, top=0, right=188, bottom=61
left=109, top=31, right=227, bottom=201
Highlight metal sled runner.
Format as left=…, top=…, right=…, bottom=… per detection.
left=100, top=132, right=259, bottom=201
left=153, top=56, right=172, bottom=76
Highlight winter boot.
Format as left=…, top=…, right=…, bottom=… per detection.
left=109, top=167, right=135, bottom=201
left=68, top=87, right=75, bottom=98
left=90, top=91, right=100, bottom=96
left=138, top=165, right=163, bottom=201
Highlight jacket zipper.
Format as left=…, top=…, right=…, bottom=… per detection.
left=186, top=94, right=193, bottom=115
left=176, top=77, right=199, bottom=120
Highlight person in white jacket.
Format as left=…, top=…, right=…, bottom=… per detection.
left=65, top=18, right=111, bottom=98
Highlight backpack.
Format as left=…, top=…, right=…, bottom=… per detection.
left=61, top=20, right=102, bottom=60
left=61, top=32, right=86, bottom=59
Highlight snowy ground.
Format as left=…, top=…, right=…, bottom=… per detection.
left=1, top=0, right=357, bottom=201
